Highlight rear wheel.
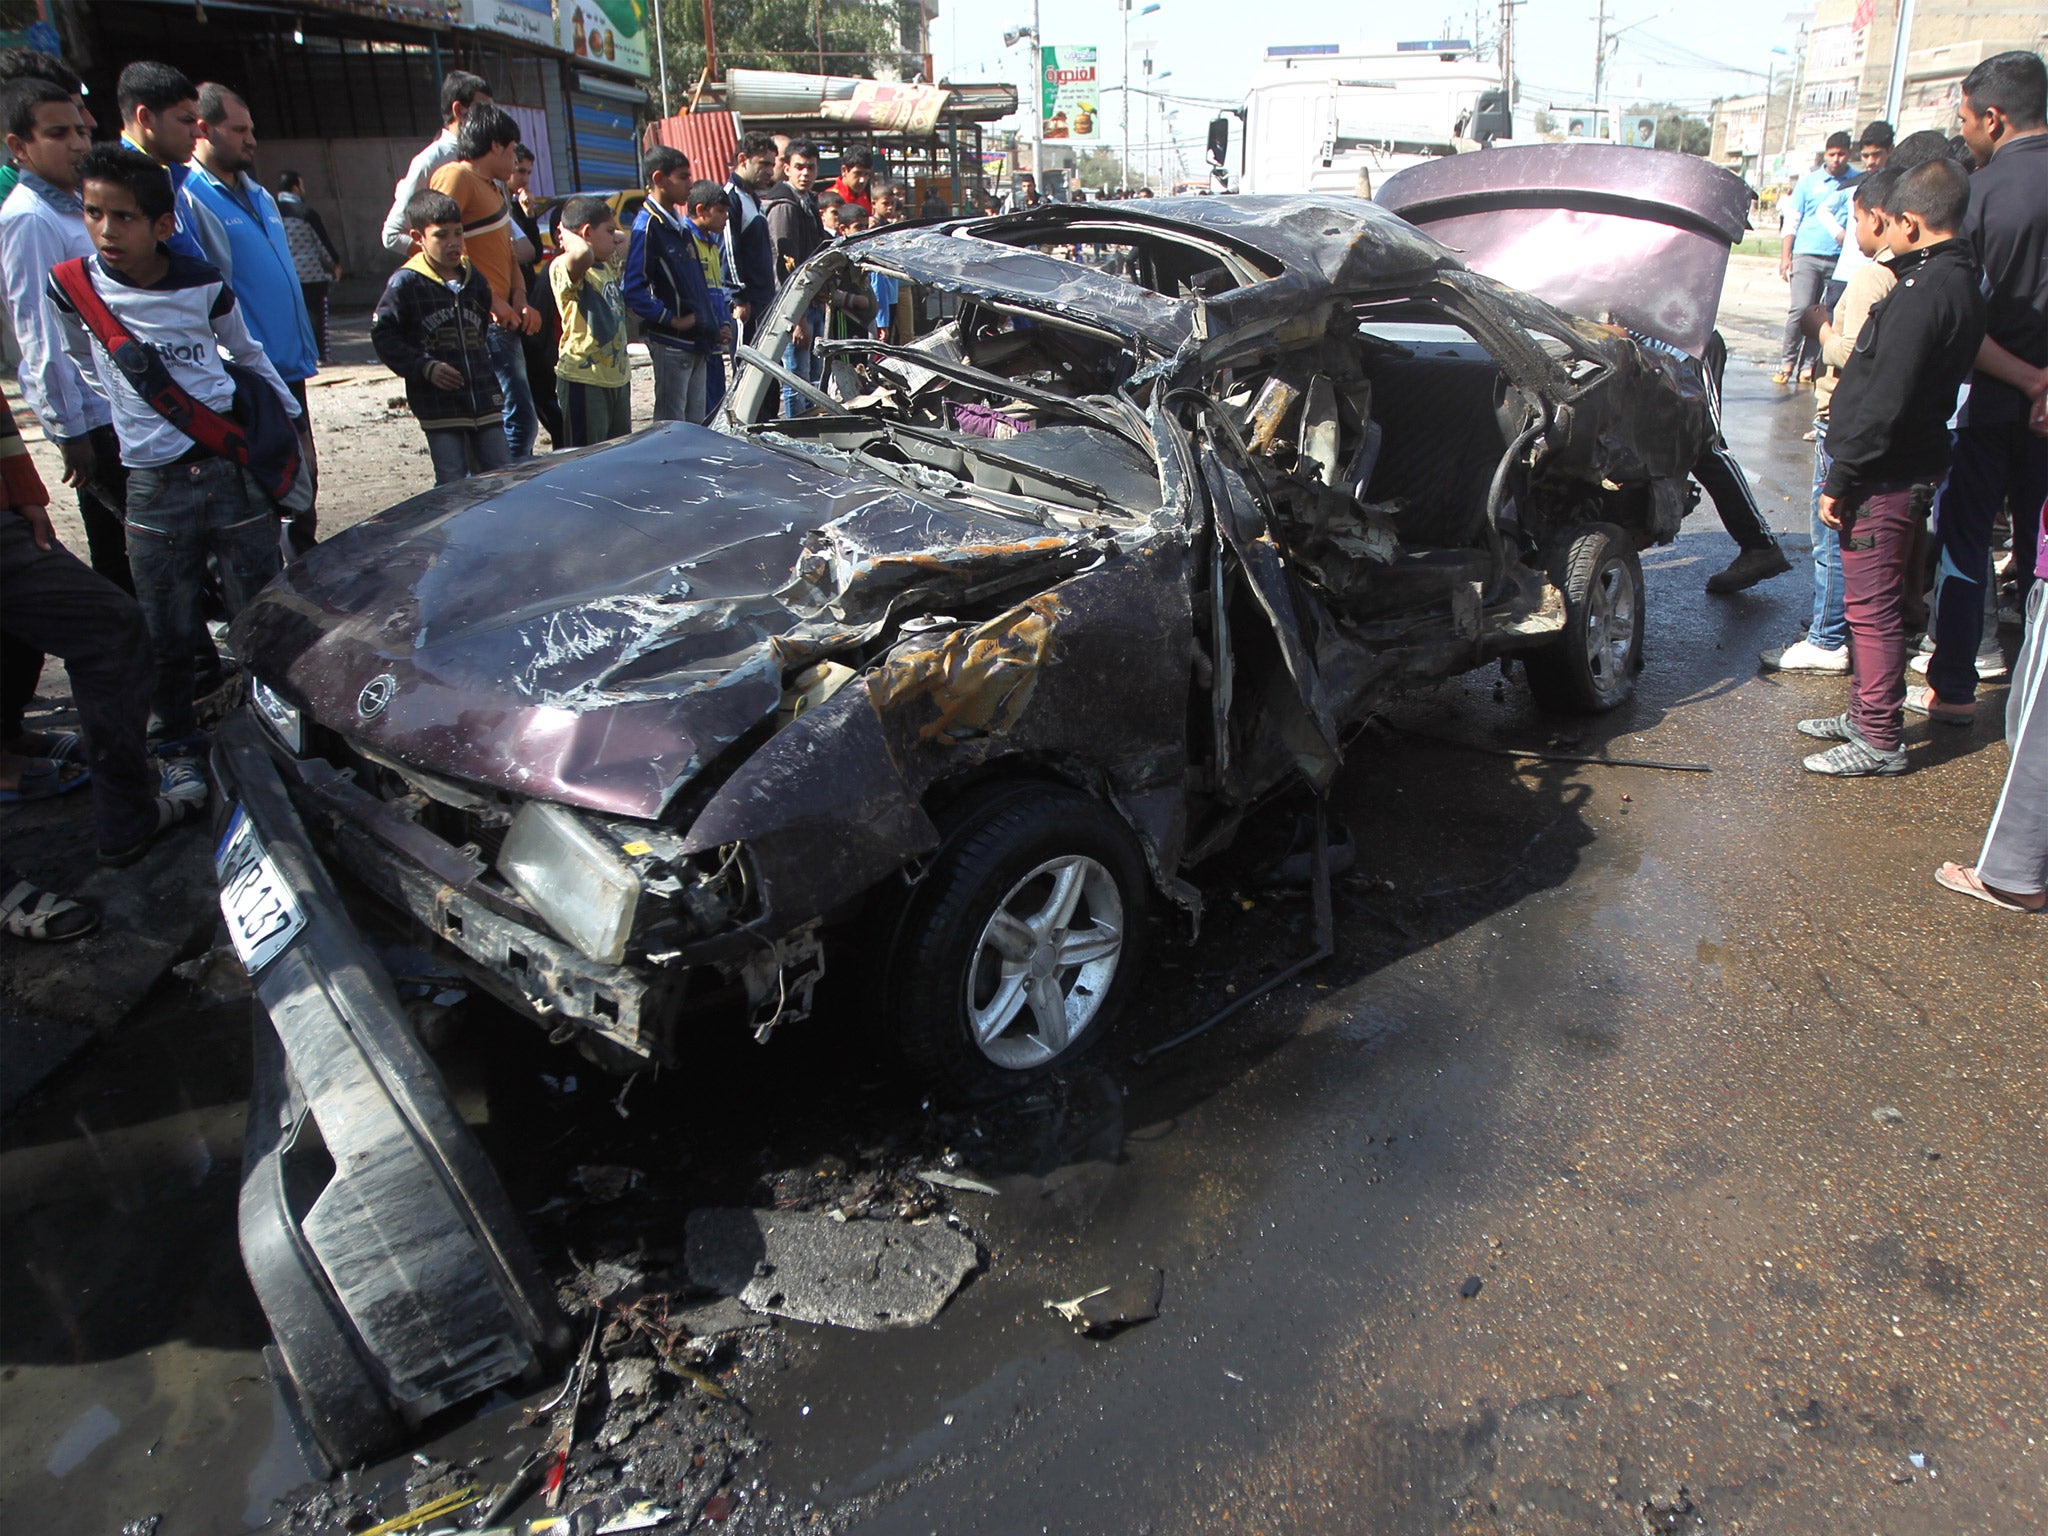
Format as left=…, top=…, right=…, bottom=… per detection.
left=1524, top=522, right=1644, bottom=713
left=880, top=783, right=1148, bottom=1097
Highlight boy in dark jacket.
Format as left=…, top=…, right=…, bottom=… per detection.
left=1799, top=158, right=1988, bottom=777
left=371, top=189, right=507, bottom=485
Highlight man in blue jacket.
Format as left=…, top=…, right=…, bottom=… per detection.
left=1777, top=132, right=1858, bottom=385
left=184, top=82, right=320, bottom=537
left=623, top=151, right=731, bottom=423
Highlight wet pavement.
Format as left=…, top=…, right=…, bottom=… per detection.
left=3, top=354, right=2045, bottom=1535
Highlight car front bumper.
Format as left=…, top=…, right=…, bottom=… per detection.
left=212, top=710, right=566, bottom=1468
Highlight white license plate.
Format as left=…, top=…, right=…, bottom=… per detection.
left=216, top=806, right=307, bottom=975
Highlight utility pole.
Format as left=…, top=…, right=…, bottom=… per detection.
left=1882, top=0, right=1917, bottom=123
left=651, top=0, right=671, bottom=119
left=1592, top=0, right=1607, bottom=135
left=1782, top=21, right=1806, bottom=158
left=1498, top=0, right=1516, bottom=99
left=1032, top=0, right=1043, bottom=183
left=1121, top=0, right=1132, bottom=192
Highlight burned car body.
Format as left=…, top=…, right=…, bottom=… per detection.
left=214, top=165, right=1750, bottom=1463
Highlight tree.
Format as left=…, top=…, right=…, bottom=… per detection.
left=1073, top=148, right=1133, bottom=190
left=663, top=0, right=905, bottom=84
left=1622, top=100, right=1712, bottom=156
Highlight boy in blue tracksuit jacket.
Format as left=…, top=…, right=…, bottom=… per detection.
left=624, top=156, right=730, bottom=425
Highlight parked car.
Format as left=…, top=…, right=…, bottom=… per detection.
left=213, top=152, right=1752, bottom=1464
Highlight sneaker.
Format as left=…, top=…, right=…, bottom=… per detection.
left=1797, top=712, right=1855, bottom=741
left=1804, top=737, right=1908, bottom=776
left=1762, top=639, right=1850, bottom=674
left=1707, top=544, right=1793, bottom=595
left=1903, top=684, right=1976, bottom=725
left=159, top=756, right=209, bottom=809
left=98, top=758, right=210, bottom=868
left=1907, top=646, right=2008, bottom=681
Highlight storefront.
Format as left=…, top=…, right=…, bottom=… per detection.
left=41, top=0, right=650, bottom=270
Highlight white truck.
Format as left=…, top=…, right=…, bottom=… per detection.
left=1211, top=41, right=1514, bottom=196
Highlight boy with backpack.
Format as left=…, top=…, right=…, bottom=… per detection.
left=1796, top=158, right=1988, bottom=777
left=46, top=143, right=303, bottom=754
left=370, top=188, right=507, bottom=485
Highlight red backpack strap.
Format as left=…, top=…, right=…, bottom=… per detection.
left=50, top=257, right=262, bottom=476
left=50, top=257, right=134, bottom=353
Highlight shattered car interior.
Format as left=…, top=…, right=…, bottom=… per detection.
left=213, top=158, right=1753, bottom=1465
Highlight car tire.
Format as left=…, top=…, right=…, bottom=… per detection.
left=1524, top=522, right=1644, bottom=713
left=881, top=782, right=1148, bottom=1097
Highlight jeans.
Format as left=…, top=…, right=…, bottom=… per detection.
left=1978, top=578, right=2047, bottom=895
left=486, top=323, right=538, bottom=460
left=1928, top=421, right=2048, bottom=702
left=125, top=457, right=283, bottom=744
left=558, top=380, right=633, bottom=446
left=0, top=516, right=157, bottom=853
left=425, top=425, right=513, bottom=485
left=650, top=344, right=712, bottom=424
left=1840, top=486, right=1916, bottom=751
left=781, top=308, right=824, bottom=418
left=1807, top=420, right=1847, bottom=650
left=1782, top=253, right=1836, bottom=377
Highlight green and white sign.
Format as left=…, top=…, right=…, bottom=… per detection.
left=1040, top=45, right=1100, bottom=142
left=560, top=0, right=652, bottom=79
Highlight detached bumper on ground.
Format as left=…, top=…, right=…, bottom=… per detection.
left=213, top=711, right=566, bottom=1469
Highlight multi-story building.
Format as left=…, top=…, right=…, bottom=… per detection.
left=1784, top=0, right=2045, bottom=175
left=1709, top=87, right=1792, bottom=189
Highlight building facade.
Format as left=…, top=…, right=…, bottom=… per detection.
left=1781, top=0, right=2046, bottom=179
left=40, top=0, right=653, bottom=273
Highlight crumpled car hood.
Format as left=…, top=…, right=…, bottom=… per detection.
left=234, top=424, right=1093, bottom=819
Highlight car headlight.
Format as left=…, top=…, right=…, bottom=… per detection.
left=497, top=801, right=641, bottom=965
left=249, top=674, right=303, bottom=754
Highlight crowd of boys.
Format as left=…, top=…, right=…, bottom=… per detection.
left=0, top=50, right=2041, bottom=940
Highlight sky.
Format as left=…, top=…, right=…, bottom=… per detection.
left=931, top=0, right=1814, bottom=177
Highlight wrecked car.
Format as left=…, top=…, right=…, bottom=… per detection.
left=212, top=150, right=1753, bottom=1464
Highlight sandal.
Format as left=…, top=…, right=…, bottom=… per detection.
left=4, top=730, right=85, bottom=764
left=0, top=756, right=92, bottom=804
left=1935, top=862, right=2045, bottom=914
left=0, top=875, right=101, bottom=941
left=1772, top=367, right=1794, bottom=386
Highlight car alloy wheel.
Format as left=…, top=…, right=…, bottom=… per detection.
left=1525, top=521, right=1644, bottom=714
left=966, top=854, right=1126, bottom=1070
left=1583, top=558, right=1637, bottom=699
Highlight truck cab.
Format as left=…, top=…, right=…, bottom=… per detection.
left=1218, top=41, right=1514, bottom=196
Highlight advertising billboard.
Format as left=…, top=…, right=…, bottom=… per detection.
left=464, top=0, right=553, bottom=47
left=1040, top=45, right=1100, bottom=141
left=560, top=0, right=652, bottom=79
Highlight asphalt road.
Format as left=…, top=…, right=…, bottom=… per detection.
left=1, top=341, right=2042, bottom=1536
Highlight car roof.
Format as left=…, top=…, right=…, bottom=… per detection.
left=846, top=195, right=1465, bottom=351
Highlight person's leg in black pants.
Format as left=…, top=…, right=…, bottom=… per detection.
left=0, top=516, right=158, bottom=855
left=282, top=377, right=318, bottom=554
left=1, top=632, right=43, bottom=743
left=77, top=423, right=133, bottom=595
left=1697, top=331, right=1790, bottom=594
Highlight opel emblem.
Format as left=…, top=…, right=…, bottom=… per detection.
left=357, top=674, right=397, bottom=720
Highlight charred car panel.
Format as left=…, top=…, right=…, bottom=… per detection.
left=217, top=178, right=1753, bottom=1461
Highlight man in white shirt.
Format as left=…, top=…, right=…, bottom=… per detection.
left=378, top=70, right=492, bottom=257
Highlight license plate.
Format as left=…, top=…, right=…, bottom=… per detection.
left=216, top=806, right=307, bottom=975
